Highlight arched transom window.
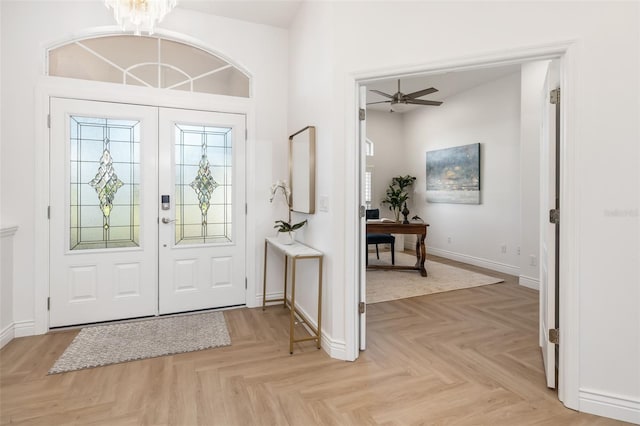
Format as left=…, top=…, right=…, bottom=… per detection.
left=48, top=35, right=250, bottom=98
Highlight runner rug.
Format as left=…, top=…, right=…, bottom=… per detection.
left=49, top=311, right=230, bottom=374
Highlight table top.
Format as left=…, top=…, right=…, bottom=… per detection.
left=266, top=237, right=323, bottom=257
left=366, top=221, right=429, bottom=234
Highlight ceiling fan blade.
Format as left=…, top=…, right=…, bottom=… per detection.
left=370, top=89, right=394, bottom=99
left=406, top=99, right=443, bottom=106
left=366, top=100, right=392, bottom=105
left=405, top=87, right=438, bottom=99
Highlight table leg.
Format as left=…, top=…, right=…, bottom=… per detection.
left=262, top=240, right=268, bottom=310
left=283, top=256, right=288, bottom=309
left=316, top=256, right=323, bottom=350
left=419, top=232, right=427, bottom=277
left=289, top=257, right=296, bottom=355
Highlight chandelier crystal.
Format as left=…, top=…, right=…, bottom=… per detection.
left=105, top=0, right=178, bottom=35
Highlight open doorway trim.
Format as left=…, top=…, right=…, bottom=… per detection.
left=344, top=40, right=579, bottom=410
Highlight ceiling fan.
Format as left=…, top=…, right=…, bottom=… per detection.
left=368, top=79, right=443, bottom=111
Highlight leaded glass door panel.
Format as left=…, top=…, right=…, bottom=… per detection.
left=158, top=108, right=246, bottom=314
left=49, top=98, right=158, bottom=327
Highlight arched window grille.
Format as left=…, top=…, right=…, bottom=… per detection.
left=48, top=35, right=250, bottom=98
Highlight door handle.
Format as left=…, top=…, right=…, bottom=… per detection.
left=161, top=217, right=176, bottom=224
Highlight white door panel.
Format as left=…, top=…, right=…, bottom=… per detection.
left=540, top=60, right=560, bottom=388
left=49, top=98, right=158, bottom=327
left=359, top=85, right=367, bottom=351
left=158, top=108, right=246, bottom=314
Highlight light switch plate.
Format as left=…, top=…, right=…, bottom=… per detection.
left=319, top=195, right=329, bottom=212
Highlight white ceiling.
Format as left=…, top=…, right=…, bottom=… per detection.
left=177, top=0, right=303, bottom=29
left=365, top=64, right=522, bottom=113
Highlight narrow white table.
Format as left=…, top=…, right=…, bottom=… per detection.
left=262, top=237, right=323, bottom=354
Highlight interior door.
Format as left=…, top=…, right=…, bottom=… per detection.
left=49, top=98, right=158, bottom=327
left=359, top=85, right=368, bottom=351
left=158, top=108, right=247, bottom=314
left=540, top=60, right=560, bottom=388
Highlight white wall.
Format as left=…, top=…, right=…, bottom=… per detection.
left=519, top=61, right=550, bottom=289
left=0, top=2, right=289, bottom=333
left=290, top=1, right=639, bottom=422
left=404, top=73, right=522, bottom=275
left=365, top=110, right=406, bottom=217
left=286, top=0, right=343, bottom=355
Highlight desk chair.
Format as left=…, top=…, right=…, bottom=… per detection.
left=366, top=209, right=395, bottom=265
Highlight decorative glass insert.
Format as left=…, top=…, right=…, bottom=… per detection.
left=48, top=35, right=250, bottom=98
left=70, top=116, right=140, bottom=250
left=175, top=124, right=232, bottom=245
left=365, top=167, right=373, bottom=209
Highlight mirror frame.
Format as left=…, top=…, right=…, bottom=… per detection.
left=289, top=126, right=316, bottom=214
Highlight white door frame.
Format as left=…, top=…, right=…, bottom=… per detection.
left=344, top=40, right=580, bottom=410
left=34, top=76, right=257, bottom=333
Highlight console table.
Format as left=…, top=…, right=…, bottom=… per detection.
left=262, top=237, right=323, bottom=354
left=366, top=222, right=430, bottom=277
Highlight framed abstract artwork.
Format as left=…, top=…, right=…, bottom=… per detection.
left=426, top=143, right=481, bottom=204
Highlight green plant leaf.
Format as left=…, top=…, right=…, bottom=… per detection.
left=290, top=220, right=307, bottom=231
left=273, top=219, right=307, bottom=232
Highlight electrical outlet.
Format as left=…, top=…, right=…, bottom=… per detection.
left=517, top=246, right=521, bottom=255
left=500, top=244, right=507, bottom=254
left=447, top=236, right=452, bottom=244
left=530, top=255, right=537, bottom=266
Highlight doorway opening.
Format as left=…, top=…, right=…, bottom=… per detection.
left=355, top=55, right=566, bottom=400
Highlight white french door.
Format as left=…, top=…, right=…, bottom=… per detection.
left=158, top=108, right=246, bottom=314
left=49, top=98, right=246, bottom=328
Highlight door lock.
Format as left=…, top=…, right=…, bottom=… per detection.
left=161, top=217, right=176, bottom=224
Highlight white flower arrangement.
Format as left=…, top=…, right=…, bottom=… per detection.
left=269, top=179, right=291, bottom=205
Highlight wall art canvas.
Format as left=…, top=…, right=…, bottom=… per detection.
left=426, top=143, right=481, bottom=204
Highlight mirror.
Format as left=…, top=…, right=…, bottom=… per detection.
left=289, top=126, right=316, bottom=214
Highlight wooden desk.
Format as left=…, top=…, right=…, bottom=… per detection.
left=366, top=222, right=430, bottom=277
left=262, top=237, right=323, bottom=354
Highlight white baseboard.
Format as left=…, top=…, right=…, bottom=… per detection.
left=579, top=389, right=640, bottom=424
left=256, top=291, right=284, bottom=307
left=519, top=275, right=540, bottom=290
left=428, top=247, right=520, bottom=276
left=0, top=320, right=35, bottom=348
left=14, top=320, right=35, bottom=338
left=322, top=334, right=347, bottom=360
left=0, top=323, right=15, bottom=349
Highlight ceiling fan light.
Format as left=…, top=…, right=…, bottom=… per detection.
left=390, top=101, right=409, bottom=113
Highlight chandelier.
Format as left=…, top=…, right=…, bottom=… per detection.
left=105, top=0, right=178, bottom=35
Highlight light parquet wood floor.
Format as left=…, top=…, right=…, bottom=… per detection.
left=0, top=255, right=627, bottom=425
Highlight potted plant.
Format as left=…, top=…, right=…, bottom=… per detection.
left=381, top=174, right=417, bottom=222
left=270, top=180, right=307, bottom=244
left=273, top=219, right=307, bottom=244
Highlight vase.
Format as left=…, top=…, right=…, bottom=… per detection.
left=277, top=231, right=296, bottom=245
left=394, top=209, right=401, bottom=222
left=402, top=202, right=410, bottom=224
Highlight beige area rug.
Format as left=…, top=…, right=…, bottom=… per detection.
left=367, top=251, right=504, bottom=303
left=49, top=312, right=230, bottom=374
